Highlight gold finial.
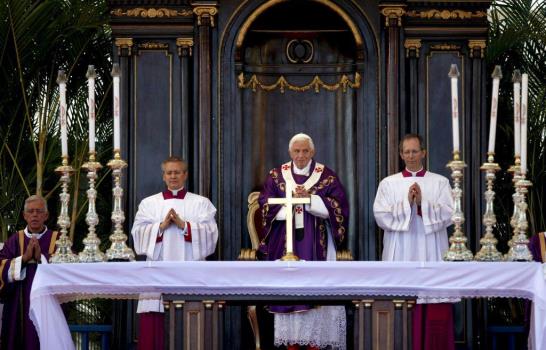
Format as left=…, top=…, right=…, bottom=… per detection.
left=448, top=64, right=460, bottom=78
left=111, top=63, right=121, bottom=78
left=56, top=70, right=67, bottom=84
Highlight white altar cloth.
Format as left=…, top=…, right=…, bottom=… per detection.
left=30, top=261, right=546, bottom=350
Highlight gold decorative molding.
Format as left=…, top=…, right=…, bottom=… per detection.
left=404, top=39, right=422, bottom=57
left=138, top=42, right=169, bottom=50
left=114, top=37, right=134, bottom=56
left=380, top=6, right=406, bottom=27
left=235, top=0, right=363, bottom=49
left=430, top=43, right=460, bottom=50
left=176, top=38, right=194, bottom=56
left=468, top=39, right=486, bottom=58
left=111, top=7, right=193, bottom=18
left=406, top=9, right=486, bottom=20
left=193, top=6, right=218, bottom=27
left=393, top=300, right=406, bottom=309
left=238, top=73, right=361, bottom=93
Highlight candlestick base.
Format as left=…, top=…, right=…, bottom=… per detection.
left=474, top=235, right=503, bottom=261
left=280, top=252, right=300, bottom=261
left=444, top=232, right=474, bottom=261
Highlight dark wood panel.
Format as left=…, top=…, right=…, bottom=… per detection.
left=425, top=50, right=464, bottom=179
left=132, top=50, right=174, bottom=205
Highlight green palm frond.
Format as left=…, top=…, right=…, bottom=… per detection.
left=487, top=0, right=546, bottom=234
left=0, top=0, right=112, bottom=242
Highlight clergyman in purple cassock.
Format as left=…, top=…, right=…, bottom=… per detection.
left=258, top=133, right=349, bottom=350
left=0, top=195, right=58, bottom=350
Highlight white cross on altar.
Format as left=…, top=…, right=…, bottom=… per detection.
left=267, top=182, right=310, bottom=261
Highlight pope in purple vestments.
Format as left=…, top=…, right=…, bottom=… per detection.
left=258, top=134, right=349, bottom=314
left=0, top=195, right=57, bottom=350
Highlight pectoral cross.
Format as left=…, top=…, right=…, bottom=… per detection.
left=268, top=182, right=310, bottom=261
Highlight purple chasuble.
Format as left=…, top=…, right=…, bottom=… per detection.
left=0, top=229, right=57, bottom=350
left=528, top=233, right=544, bottom=263
left=258, top=160, right=349, bottom=313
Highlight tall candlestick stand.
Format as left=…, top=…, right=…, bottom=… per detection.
left=105, top=151, right=135, bottom=261
left=505, top=173, right=533, bottom=261
left=79, top=153, right=106, bottom=262
left=51, top=157, right=78, bottom=263
left=444, top=151, right=474, bottom=261
left=475, top=153, right=502, bottom=261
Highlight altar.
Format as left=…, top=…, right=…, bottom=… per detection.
left=30, top=260, right=546, bottom=350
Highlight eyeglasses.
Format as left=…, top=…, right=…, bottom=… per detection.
left=25, top=209, right=46, bottom=214
left=402, top=150, right=422, bottom=156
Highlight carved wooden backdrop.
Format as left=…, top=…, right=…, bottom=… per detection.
left=108, top=0, right=491, bottom=348
left=219, top=0, right=380, bottom=266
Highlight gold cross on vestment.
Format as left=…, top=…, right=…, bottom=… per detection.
left=268, top=182, right=310, bottom=261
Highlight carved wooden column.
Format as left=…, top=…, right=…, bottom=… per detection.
left=468, top=39, right=487, bottom=254
left=177, top=38, right=194, bottom=167
left=353, top=298, right=414, bottom=350
left=468, top=38, right=488, bottom=348
left=380, top=5, right=406, bottom=175
left=163, top=299, right=225, bottom=350
left=193, top=3, right=217, bottom=198
left=404, top=39, right=421, bottom=133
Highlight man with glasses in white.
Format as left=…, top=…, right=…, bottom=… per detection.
left=373, top=133, right=455, bottom=350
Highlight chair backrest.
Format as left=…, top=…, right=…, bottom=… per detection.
left=246, top=192, right=263, bottom=250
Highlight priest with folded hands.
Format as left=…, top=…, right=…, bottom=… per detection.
left=131, top=156, right=218, bottom=350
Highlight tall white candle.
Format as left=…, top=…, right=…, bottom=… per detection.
left=521, top=73, right=528, bottom=174
left=448, top=64, right=460, bottom=153
left=488, top=66, right=502, bottom=154
left=111, top=63, right=121, bottom=151
left=512, top=70, right=522, bottom=158
left=57, top=70, right=68, bottom=158
left=86, top=65, right=96, bottom=153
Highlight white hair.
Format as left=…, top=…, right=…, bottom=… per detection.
left=288, top=133, right=315, bottom=152
left=24, top=195, right=48, bottom=213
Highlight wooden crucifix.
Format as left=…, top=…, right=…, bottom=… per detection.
left=268, top=182, right=310, bottom=261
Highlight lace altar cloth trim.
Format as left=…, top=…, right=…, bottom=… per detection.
left=275, top=306, right=346, bottom=350
left=29, top=261, right=546, bottom=350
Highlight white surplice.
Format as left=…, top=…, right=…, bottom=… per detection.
left=373, top=171, right=453, bottom=262
left=131, top=191, right=218, bottom=313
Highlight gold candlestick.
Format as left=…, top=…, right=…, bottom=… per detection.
left=475, top=153, right=502, bottom=261
left=444, top=151, right=474, bottom=261
left=105, top=151, right=135, bottom=261
left=50, top=157, right=78, bottom=263
left=78, top=152, right=106, bottom=262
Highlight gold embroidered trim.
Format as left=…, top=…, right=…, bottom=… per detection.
left=49, top=231, right=58, bottom=255
left=538, top=232, right=546, bottom=262
left=0, top=260, right=6, bottom=290
left=9, top=260, right=15, bottom=282
left=238, top=73, right=361, bottom=93
left=18, top=230, right=24, bottom=256
left=326, top=197, right=346, bottom=240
